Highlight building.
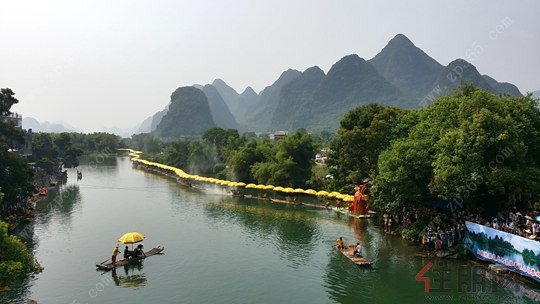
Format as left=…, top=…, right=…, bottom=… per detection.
left=2, top=112, right=33, bottom=156
left=270, top=131, right=288, bottom=141
left=2, top=112, right=22, bottom=129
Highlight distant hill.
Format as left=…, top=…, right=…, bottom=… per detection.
left=238, top=86, right=259, bottom=119
left=138, top=33, right=524, bottom=135
left=428, top=59, right=494, bottom=98
left=154, top=87, right=215, bottom=138
left=308, top=55, right=404, bottom=132
left=482, top=75, right=522, bottom=96
left=369, top=33, right=444, bottom=100
left=269, top=66, right=325, bottom=131
left=136, top=115, right=154, bottom=133
left=211, top=79, right=259, bottom=122
left=150, top=108, right=168, bottom=132
left=241, top=69, right=302, bottom=131
left=201, top=84, right=238, bottom=129
left=22, top=117, right=77, bottom=133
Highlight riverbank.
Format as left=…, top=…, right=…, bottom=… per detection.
left=4, top=155, right=539, bottom=304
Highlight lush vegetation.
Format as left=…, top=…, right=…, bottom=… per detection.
left=127, top=127, right=326, bottom=189
left=374, top=86, right=540, bottom=212
left=325, top=85, right=540, bottom=213
left=326, top=104, right=408, bottom=193
left=0, top=218, right=42, bottom=288
left=128, top=85, right=540, bottom=217
left=32, top=132, right=123, bottom=171
left=0, top=89, right=35, bottom=204
left=0, top=88, right=42, bottom=288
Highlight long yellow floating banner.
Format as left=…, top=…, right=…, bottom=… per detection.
left=117, top=148, right=353, bottom=201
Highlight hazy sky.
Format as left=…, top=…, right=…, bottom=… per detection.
left=1, top=0, right=539, bottom=132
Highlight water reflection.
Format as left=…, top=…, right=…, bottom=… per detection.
left=111, top=266, right=147, bottom=289
left=476, top=266, right=540, bottom=302
left=79, top=155, right=119, bottom=170
left=324, top=250, right=376, bottom=303
left=203, top=198, right=321, bottom=268
left=37, top=184, right=82, bottom=221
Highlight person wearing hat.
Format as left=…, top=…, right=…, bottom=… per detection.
left=111, top=244, right=121, bottom=265
left=336, top=237, right=345, bottom=250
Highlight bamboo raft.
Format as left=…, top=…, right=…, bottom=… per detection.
left=332, top=207, right=377, bottom=218
left=96, top=246, right=164, bottom=271
left=339, top=245, right=372, bottom=266
left=270, top=198, right=303, bottom=205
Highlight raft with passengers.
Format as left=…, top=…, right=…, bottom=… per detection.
left=336, top=237, right=371, bottom=266
left=96, top=232, right=164, bottom=271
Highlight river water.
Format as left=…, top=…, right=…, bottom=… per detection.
left=2, top=156, right=539, bottom=304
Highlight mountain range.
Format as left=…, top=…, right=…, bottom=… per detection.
left=22, top=117, right=79, bottom=133
left=142, top=33, right=527, bottom=137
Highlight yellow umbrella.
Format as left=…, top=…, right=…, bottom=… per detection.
left=327, top=191, right=342, bottom=198
left=316, top=190, right=329, bottom=196
left=245, top=183, right=257, bottom=189
left=263, top=185, right=275, bottom=190
left=273, top=186, right=284, bottom=191
left=282, top=187, right=295, bottom=193
left=236, top=182, right=246, bottom=187
left=254, top=184, right=266, bottom=189
left=118, top=232, right=145, bottom=244
left=293, top=188, right=305, bottom=193
left=227, top=181, right=238, bottom=187
left=305, top=189, right=317, bottom=195
left=336, top=194, right=346, bottom=200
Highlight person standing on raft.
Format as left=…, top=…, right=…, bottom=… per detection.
left=111, top=244, right=121, bottom=265
left=336, top=237, right=345, bottom=250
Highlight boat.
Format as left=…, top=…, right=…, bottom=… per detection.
left=339, top=245, right=372, bottom=266
left=96, top=246, right=164, bottom=271
left=270, top=198, right=303, bottom=205
left=332, top=207, right=377, bottom=218
left=38, top=187, right=47, bottom=196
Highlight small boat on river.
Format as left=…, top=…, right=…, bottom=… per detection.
left=332, top=207, right=377, bottom=218
left=339, top=245, right=372, bottom=266
left=270, top=198, right=303, bottom=205
left=96, top=246, right=164, bottom=271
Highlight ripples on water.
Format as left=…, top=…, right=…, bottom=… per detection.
left=3, top=158, right=540, bottom=304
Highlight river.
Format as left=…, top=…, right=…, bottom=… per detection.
left=2, top=156, right=539, bottom=303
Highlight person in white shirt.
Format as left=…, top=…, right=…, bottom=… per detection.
left=353, top=242, right=363, bottom=256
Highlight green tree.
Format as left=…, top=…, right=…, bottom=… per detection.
left=250, top=132, right=317, bottom=188
left=161, top=140, right=191, bottom=169
left=328, top=104, right=407, bottom=191
left=0, top=220, right=42, bottom=288
left=0, top=88, right=18, bottom=117
left=373, top=86, right=540, bottom=211
left=202, top=127, right=244, bottom=163
left=0, top=89, right=34, bottom=204
left=52, top=133, right=83, bottom=168
left=31, top=133, right=58, bottom=161
left=227, top=139, right=265, bottom=183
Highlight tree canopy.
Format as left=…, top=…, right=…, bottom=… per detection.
left=327, top=103, right=407, bottom=192
left=372, top=86, right=540, bottom=211
left=0, top=89, right=34, bottom=203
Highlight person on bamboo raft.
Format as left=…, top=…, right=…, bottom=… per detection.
left=336, top=237, right=345, bottom=250
left=133, top=244, right=146, bottom=259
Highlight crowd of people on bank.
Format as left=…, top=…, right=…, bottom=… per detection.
left=0, top=195, right=37, bottom=227
left=481, top=209, right=540, bottom=240
left=380, top=203, right=540, bottom=255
